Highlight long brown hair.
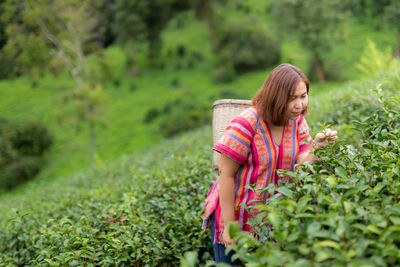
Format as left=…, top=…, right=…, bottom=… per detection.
left=252, top=63, right=310, bottom=126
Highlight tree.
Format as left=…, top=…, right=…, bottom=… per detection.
left=383, top=1, right=400, bottom=57
left=0, top=0, right=51, bottom=77
left=191, top=0, right=218, bottom=51
left=213, top=16, right=281, bottom=82
left=26, top=0, right=107, bottom=165
left=111, top=0, right=187, bottom=67
left=269, top=0, right=346, bottom=82
left=345, top=0, right=400, bottom=58
left=346, top=0, right=390, bottom=22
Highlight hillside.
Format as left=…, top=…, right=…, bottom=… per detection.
left=0, top=7, right=397, bottom=187
left=1, top=64, right=399, bottom=265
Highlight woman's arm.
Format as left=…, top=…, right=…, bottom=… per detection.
left=219, top=154, right=240, bottom=247
left=297, top=128, right=338, bottom=165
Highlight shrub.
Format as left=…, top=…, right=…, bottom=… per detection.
left=158, top=98, right=211, bottom=137
left=143, top=108, right=160, bottom=123
left=218, top=88, right=248, bottom=100
left=213, top=62, right=235, bottom=83
left=88, top=46, right=127, bottom=84
left=213, top=16, right=281, bottom=82
left=356, top=40, right=399, bottom=79
left=145, top=96, right=211, bottom=138
left=172, top=47, right=203, bottom=71
left=0, top=120, right=53, bottom=190
left=0, top=127, right=215, bottom=266
left=177, top=44, right=186, bottom=58
left=309, top=67, right=400, bottom=146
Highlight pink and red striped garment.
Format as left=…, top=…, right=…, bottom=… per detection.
left=202, top=106, right=312, bottom=243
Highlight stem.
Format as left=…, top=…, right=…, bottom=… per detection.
left=203, top=0, right=216, bottom=52
left=394, top=28, right=400, bottom=58
left=314, top=57, right=326, bottom=83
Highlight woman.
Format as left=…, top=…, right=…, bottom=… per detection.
left=202, top=64, right=338, bottom=265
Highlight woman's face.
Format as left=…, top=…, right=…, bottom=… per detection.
left=285, top=81, right=308, bottom=120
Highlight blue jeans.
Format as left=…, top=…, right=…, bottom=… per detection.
left=210, top=212, right=243, bottom=266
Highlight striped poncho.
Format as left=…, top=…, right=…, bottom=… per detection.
left=202, top=106, right=312, bottom=243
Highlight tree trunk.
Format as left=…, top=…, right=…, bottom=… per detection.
left=89, top=104, right=96, bottom=165
left=394, top=28, right=400, bottom=58
left=148, top=33, right=162, bottom=67
left=203, top=0, right=216, bottom=52
left=314, top=57, right=325, bottom=83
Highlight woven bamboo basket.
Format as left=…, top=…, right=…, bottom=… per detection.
left=212, top=99, right=252, bottom=171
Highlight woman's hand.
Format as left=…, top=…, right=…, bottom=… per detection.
left=222, top=227, right=235, bottom=247
left=297, top=129, right=338, bottom=165
left=313, top=128, right=338, bottom=149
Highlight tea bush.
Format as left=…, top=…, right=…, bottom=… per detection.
left=309, top=68, right=400, bottom=145
left=0, top=120, right=53, bottom=190
left=229, top=89, right=400, bottom=266
left=0, top=127, right=214, bottom=266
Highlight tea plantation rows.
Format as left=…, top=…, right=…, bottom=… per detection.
left=232, top=90, right=400, bottom=266
left=1, top=69, right=399, bottom=266
left=0, top=128, right=215, bottom=266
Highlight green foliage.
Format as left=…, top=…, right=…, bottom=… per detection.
left=213, top=16, right=280, bottom=82
left=0, top=120, right=53, bottom=190
left=0, top=0, right=397, bottom=189
left=0, top=127, right=214, bottom=265
left=218, top=88, right=247, bottom=100
left=56, top=83, right=108, bottom=128
left=383, top=0, right=400, bottom=56
left=111, top=0, right=190, bottom=66
left=269, top=0, right=346, bottom=81
left=356, top=40, right=399, bottom=78
left=229, top=88, right=400, bottom=265
left=383, top=1, right=400, bottom=29
left=0, top=0, right=103, bottom=77
left=346, top=0, right=389, bottom=21
left=88, top=46, right=128, bottom=85
left=307, top=62, right=400, bottom=146
left=145, top=95, right=211, bottom=137
left=0, top=0, right=48, bottom=76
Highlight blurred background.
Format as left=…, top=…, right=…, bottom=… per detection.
left=0, top=0, right=399, bottom=192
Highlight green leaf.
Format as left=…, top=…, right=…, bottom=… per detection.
left=389, top=216, right=400, bottom=225
left=373, top=183, right=384, bottom=193
left=268, top=212, right=281, bottom=226
left=295, top=213, right=315, bottom=219
left=346, top=250, right=356, bottom=259
left=367, top=224, right=380, bottom=235
left=228, top=221, right=240, bottom=239
left=326, top=176, right=337, bottom=187
left=343, top=201, right=352, bottom=214
left=314, top=240, right=340, bottom=250
left=298, top=244, right=310, bottom=256
left=335, top=167, right=347, bottom=179
left=315, top=249, right=331, bottom=262
left=307, top=221, right=321, bottom=237
left=180, top=251, right=198, bottom=267
left=277, top=187, right=293, bottom=198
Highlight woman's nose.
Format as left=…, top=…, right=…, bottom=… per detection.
left=294, top=99, right=301, bottom=108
